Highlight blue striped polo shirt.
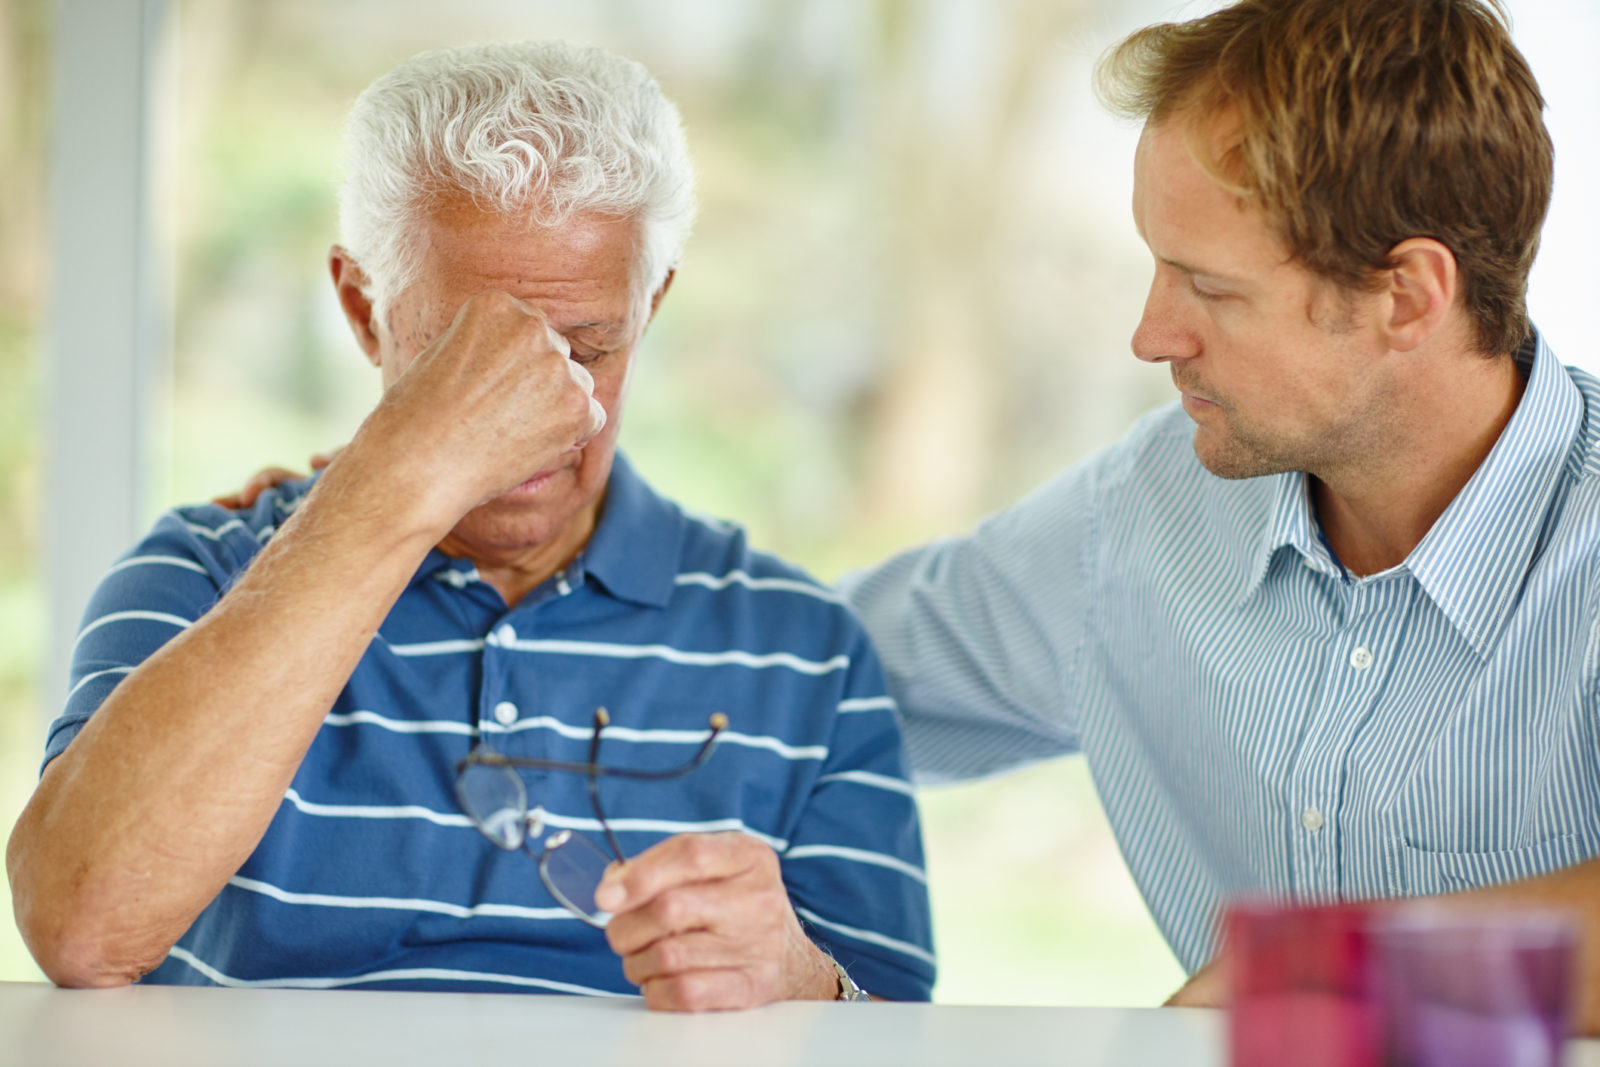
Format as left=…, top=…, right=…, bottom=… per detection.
left=845, top=330, right=1600, bottom=973
left=47, top=452, right=935, bottom=1000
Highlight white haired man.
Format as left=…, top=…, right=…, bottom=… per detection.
left=7, top=42, right=934, bottom=1010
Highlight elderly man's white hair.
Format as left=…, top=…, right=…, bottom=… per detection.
left=339, top=40, right=696, bottom=322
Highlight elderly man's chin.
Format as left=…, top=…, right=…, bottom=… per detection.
left=447, top=457, right=609, bottom=557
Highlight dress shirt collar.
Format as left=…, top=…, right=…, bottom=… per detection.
left=1241, top=330, right=1582, bottom=658
left=407, top=451, right=686, bottom=609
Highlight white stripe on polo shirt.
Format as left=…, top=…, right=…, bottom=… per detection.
left=64, top=666, right=134, bottom=703
left=280, top=788, right=791, bottom=851
left=323, top=709, right=829, bottom=762
left=784, top=845, right=928, bottom=884
left=815, top=770, right=916, bottom=796
left=73, top=610, right=191, bottom=648
left=794, top=906, right=938, bottom=968
left=387, top=638, right=487, bottom=656
left=675, top=570, right=845, bottom=603
left=167, top=946, right=631, bottom=998
left=229, top=875, right=577, bottom=921
left=837, top=696, right=897, bottom=714
left=183, top=519, right=246, bottom=540
left=104, top=555, right=209, bottom=577
left=385, top=636, right=851, bottom=677
left=507, top=638, right=851, bottom=676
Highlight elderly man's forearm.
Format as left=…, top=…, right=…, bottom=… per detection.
left=5, top=452, right=448, bottom=986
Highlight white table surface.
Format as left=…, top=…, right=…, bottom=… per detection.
left=4, top=981, right=1599, bottom=1067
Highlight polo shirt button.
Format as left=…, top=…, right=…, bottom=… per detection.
left=493, top=701, right=519, bottom=726
left=1349, top=646, right=1373, bottom=671
left=496, top=624, right=517, bottom=647
left=1301, top=808, right=1324, bottom=832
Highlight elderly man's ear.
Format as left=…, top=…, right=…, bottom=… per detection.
left=329, top=246, right=382, bottom=365
left=649, top=269, right=676, bottom=321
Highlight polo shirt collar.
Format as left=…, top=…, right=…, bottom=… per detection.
left=405, top=450, right=685, bottom=609
left=577, top=450, right=685, bottom=609
left=1238, top=331, right=1580, bottom=658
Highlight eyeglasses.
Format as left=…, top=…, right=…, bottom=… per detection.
left=454, top=708, right=727, bottom=927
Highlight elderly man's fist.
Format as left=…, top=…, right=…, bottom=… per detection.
left=595, top=832, right=841, bottom=1012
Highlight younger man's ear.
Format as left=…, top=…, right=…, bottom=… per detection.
left=1381, top=237, right=1457, bottom=354
left=329, top=246, right=382, bottom=365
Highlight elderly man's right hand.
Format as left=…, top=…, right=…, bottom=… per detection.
left=345, top=289, right=607, bottom=531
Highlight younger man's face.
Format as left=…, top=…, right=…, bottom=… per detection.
left=1128, top=114, right=1400, bottom=485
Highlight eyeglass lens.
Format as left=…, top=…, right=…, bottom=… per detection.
left=456, top=753, right=617, bottom=924
left=456, top=759, right=529, bottom=849
left=540, top=830, right=621, bottom=926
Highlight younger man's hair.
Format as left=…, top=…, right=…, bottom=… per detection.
left=1097, top=0, right=1552, bottom=355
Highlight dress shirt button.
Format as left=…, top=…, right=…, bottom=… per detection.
left=1301, top=808, right=1325, bottom=832
left=495, top=624, right=517, bottom=647
left=1349, top=646, right=1373, bottom=671
left=493, top=701, right=519, bottom=726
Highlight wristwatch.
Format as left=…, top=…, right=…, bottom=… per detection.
left=830, top=957, right=872, bottom=1002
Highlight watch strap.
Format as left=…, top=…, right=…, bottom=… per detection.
left=829, top=956, right=871, bottom=1002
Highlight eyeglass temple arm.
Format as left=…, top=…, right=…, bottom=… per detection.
left=459, top=713, right=728, bottom=782
left=604, top=712, right=727, bottom=781
left=586, top=709, right=627, bottom=862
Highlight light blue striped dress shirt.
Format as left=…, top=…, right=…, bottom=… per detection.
left=48, top=453, right=934, bottom=999
left=844, top=331, right=1600, bottom=972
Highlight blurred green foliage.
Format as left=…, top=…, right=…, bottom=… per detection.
left=0, top=0, right=46, bottom=983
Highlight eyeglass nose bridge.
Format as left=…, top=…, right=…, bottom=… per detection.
left=455, top=754, right=551, bottom=852
left=520, top=805, right=548, bottom=843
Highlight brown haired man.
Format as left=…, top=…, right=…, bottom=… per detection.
left=844, top=0, right=1600, bottom=1029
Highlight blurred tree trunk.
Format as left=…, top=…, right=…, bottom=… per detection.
left=0, top=0, right=47, bottom=567
left=0, top=0, right=47, bottom=312
left=858, top=0, right=1085, bottom=531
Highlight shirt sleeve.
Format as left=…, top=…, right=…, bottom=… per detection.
left=778, top=620, right=936, bottom=1002
left=838, top=457, right=1104, bottom=785
left=43, top=507, right=251, bottom=771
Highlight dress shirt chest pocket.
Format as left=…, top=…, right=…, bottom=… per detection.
left=1389, top=834, right=1595, bottom=897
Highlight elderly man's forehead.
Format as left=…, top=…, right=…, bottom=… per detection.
left=424, top=196, right=640, bottom=276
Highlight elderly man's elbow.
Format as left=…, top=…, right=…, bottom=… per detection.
left=15, top=903, right=157, bottom=989
left=8, top=849, right=157, bottom=988
left=36, top=946, right=145, bottom=989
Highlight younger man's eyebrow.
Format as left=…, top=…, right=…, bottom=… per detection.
left=1159, top=255, right=1238, bottom=284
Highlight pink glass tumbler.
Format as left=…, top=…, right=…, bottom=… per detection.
left=1227, top=902, right=1382, bottom=1067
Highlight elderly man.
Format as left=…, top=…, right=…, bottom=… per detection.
left=844, top=0, right=1600, bottom=1028
left=6, top=41, right=933, bottom=1009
